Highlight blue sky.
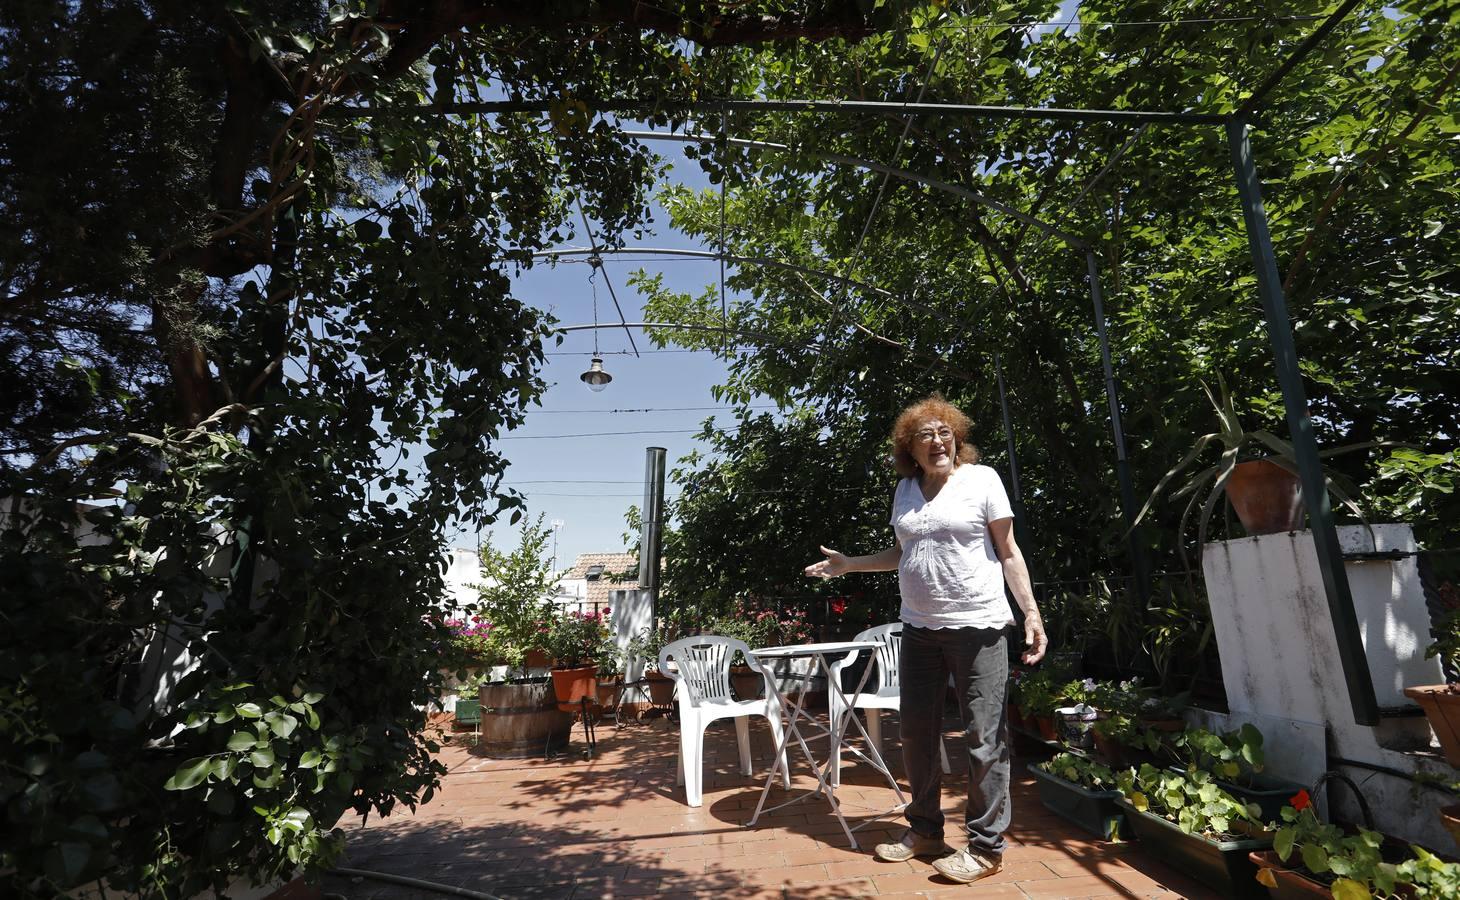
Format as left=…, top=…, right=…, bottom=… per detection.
left=457, top=142, right=758, bottom=569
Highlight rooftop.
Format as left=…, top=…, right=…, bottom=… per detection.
left=322, top=717, right=1221, bottom=899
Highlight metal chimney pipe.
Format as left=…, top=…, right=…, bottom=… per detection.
left=638, top=447, right=667, bottom=592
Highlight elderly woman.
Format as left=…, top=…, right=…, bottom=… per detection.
left=805, top=393, right=1046, bottom=885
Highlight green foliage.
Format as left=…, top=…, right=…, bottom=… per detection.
left=1172, top=724, right=1267, bottom=786
left=1269, top=793, right=1460, bottom=898
left=1116, top=763, right=1261, bottom=839
left=645, top=0, right=1460, bottom=586
left=1, top=1, right=925, bottom=894
left=470, top=515, right=560, bottom=672
left=701, top=598, right=815, bottom=650
left=1039, top=752, right=1121, bottom=792
left=541, top=609, right=616, bottom=671
left=1131, top=378, right=1395, bottom=555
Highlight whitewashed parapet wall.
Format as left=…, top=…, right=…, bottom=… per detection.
left=1201, top=523, right=1454, bottom=849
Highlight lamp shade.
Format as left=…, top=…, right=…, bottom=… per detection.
left=580, top=356, right=612, bottom=392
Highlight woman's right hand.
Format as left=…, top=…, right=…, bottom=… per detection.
left=804, top=545, right=850, bottom=579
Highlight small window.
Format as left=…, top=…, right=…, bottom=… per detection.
left=585, top=564, right=605, bottom=580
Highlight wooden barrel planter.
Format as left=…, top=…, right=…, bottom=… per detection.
left=477, top=679, right=572, bottom=758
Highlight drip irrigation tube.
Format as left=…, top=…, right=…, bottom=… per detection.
left=331, top=867, right=505, bottom=899
left=1327, top=755, right=1460, bottom=795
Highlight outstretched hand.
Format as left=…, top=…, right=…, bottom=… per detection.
left=804, top=545, right=850, bottom=579
left=1021, top=615, right=1048, bottom=665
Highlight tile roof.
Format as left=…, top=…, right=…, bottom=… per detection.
left=562, top=552, right=640, bottom=606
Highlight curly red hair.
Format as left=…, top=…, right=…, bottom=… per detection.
left=890, top=394, right=980, bottom=478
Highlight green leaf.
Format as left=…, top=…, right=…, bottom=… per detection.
left=43, top=842, right=92, bottom=887
left=227, top=731, right=257, bottom=751
left=1301, top=843, right=1331, bottom=874
left=164, top=757, right=212, bottom=791
left=1331, top=877, right=1371, bottom=900
left=250, top=747, right=276, bottom=769
left=1275, top=826, right=1295, bottom=861
left=299, top=749, right=323, bottom=769
left=236, top=702, right=263, bottom=719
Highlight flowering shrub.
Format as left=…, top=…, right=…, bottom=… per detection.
left=706, top=599, right=814, bottom=650
left=542, top=608, right=617, bottom=671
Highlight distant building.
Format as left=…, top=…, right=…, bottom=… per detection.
left=553, top=552, right=640, bottom=615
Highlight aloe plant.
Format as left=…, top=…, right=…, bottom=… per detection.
left=1132, top=377, right=1399, bottom=557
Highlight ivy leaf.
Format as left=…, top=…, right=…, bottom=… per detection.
left=236, top=703, right=263, bottom=719
left=227, top=732, right=256, bottom=751
left=43, top=842, right=92, bottom=888
left=250, top=747, right=276, bottom=769
left=164, top=758, right=212, bottom=791
left=299, top=750, right=323, bottom=769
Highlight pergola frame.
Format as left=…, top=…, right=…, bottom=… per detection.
left=339, top=0, right=1380, bottom=723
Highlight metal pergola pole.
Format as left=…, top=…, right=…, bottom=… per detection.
left=1085, top=250, right=1147, bottom=604
left=1227, top=117, right=1379, bottom=726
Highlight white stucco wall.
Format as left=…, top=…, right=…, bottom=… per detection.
left=1201, top=523, right=1454, bottom=849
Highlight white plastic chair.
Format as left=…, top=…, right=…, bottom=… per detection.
left=660, top=635, right=790, bottom=807
left=828, top=622, right=950, bottom=786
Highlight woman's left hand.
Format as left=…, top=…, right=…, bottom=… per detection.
left=1021, top=615, right=1048, bottom=665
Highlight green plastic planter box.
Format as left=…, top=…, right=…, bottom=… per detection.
left=1114, top=798, right=1273, bottom=899
left=1027, top=763, right=1130, bottom=840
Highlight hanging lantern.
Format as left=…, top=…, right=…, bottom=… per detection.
left=580, top=355, right=611, bottom=392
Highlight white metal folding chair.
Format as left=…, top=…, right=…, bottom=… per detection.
left=828, top=622, right=951, bottom=786
left=660, top=635, right=790, bottom=807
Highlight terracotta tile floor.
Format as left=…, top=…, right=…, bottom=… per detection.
left=321, top=714, right=1222, bottom=899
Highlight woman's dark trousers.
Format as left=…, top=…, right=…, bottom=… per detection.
left=898, top=624, right=1010, bottom=858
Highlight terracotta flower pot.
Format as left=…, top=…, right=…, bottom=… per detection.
left=596, top=676, right=622, bottom=708
left=1034, top=714, right=1058, bottom=742
left=550, top=665, right=597, bottom=710
left=523, top=648, right=553, bottom=670
left=730, top=664, right=764, bottom=701
left=645, top=669, right=675, bottom=706
left=1440, top=804, right=1460, bottom=853
left=1249, top=851, right=1332, bottom=898
left=1403, top=683, right=1460, bottom=767
left=1226, top=459, right=1304, bottom=535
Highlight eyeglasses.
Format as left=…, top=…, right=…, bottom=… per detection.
left=913, top=427, right=955, bottom=444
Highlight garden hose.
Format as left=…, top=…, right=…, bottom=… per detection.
left=331, top=867, right=504, bottom=899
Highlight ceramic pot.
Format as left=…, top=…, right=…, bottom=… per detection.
left=1403, top=683, right=1460, bottom=767
left=550, top=665, right=597, bottom=710
left=1226, top=458, right=1304, bottom=534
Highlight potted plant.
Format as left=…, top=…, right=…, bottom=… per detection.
left=1131, top=378, right=1392, bottom=554
left=1115, top=763, right=1271, bottom=898
left=1406, top=587, right=1460, bottom=766
left=1086, top=678, right=1181, bottom=769
left=1171, top=724, right=1305, bottom=823
left=543, top=608, right=615, bottom=709
left=1251, top=787, right=1460, bottom=899
left=1030, top=752, right=1131, bottom=839
left=628, top=621, right=678, bottom=706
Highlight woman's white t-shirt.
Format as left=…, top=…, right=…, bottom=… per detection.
left=890, top=463, right=1016, bottom=630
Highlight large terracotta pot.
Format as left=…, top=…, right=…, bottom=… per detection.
left=645, top=669, right=675, bottom=705
left=1404, top=683, right=1460, bottom=766
left=523, top=648, right=553, bottom=670
left=730, top=664, right=764, bottom=701
left=1226, top=459, right=1304, bottom=535
left=551, top=665, right=597, bottom=711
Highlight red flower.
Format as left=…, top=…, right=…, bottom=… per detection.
left=830, top=597, right=847, bottom=616
left=1289, top=789, right=1312, bottom=812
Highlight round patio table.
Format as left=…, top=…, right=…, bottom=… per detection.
left=745, top=640, right=907, bottom=848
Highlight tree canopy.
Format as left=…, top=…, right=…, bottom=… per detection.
left=639, top=0, right=1459, bottom=602
left=0, top=1, right=917, bottom=894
